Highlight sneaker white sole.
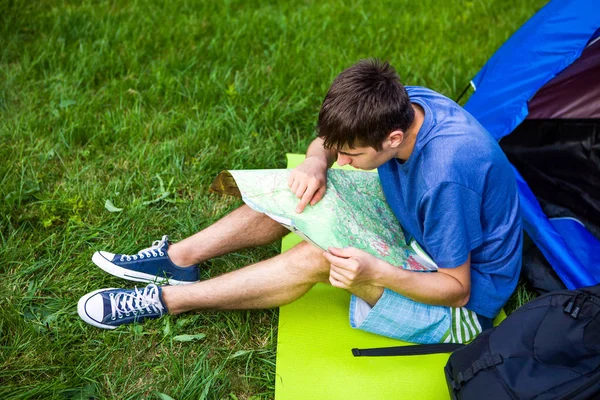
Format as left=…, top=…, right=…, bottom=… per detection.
left=78, top=288, right=119, bottom=330
left=92, top=252, right=197, bottom=286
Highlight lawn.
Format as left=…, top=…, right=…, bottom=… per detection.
left=1, top=0, right=545, bottom=398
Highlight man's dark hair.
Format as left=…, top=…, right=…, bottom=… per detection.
left=317, top=59, right=414, bottom=150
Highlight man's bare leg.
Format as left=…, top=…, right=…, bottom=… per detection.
left=348, top=285, right=384, bottom=307
left=168, top=204, right=289, bottom=267
left=162, top=241, right=330, bottom=314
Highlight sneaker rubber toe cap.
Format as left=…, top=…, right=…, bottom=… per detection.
left=83, top=293, right=105, bottom=323
left=96, top=251, right=115, bottom=262
left=78, top=288, right=117, bottom=329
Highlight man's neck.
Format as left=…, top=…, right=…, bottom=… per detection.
left=395, top=103, right=424, bottom=161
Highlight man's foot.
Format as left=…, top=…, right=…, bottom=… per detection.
left=78, top=284, right=167, bottom=329
left=92, top=235, right=199, bottom=285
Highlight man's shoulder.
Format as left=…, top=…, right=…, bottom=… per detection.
left=406, top=86, right=446, bottom=100
left=416, top=135, right=502, bottom=196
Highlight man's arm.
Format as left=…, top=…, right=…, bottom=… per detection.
left=379, top=256, right=471, bottom=307
left=324, top=247, right=471, bottom=308
left=288, top=137, right=337, bottom=213
left=305, top=137, right=337, bottom=167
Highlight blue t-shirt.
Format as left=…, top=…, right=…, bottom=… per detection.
left=377, top=86, right=522, bottom=318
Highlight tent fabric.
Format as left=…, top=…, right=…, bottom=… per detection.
left=591, top=27, right=600, bottom=44
left=512, top=165, right=596, bottom=289
left=527, top=39, right=600, bottom=119
left=463, top=0, right=600, bottom=290
left=500, top=119, right=600, bottom=228
left=464, top=0, right=600, bottom=141
left=550, top=217, right=600, bottom=282
left=521, top=245, right=566, bottom=294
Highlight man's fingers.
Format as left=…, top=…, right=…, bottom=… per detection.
left=330, top=265, right=352, bottom=281
left=329, top=275, right=344, bottom=288
left=323, top=251, right=340, bottom=263
left=296, top=181, right=322, bottom=213
left=329, top=246, right=364, bottom=258
left=289, top=178, right=299, bottom=194
left=329, top=268, right=350, bottom=288
left=296, top=189, right=314, bottom=213
left=310, top=185, right=327, bottom=206
left=327, top=246, right=352, bottom=258
left=323, top=251, right=351, bottom=268
left=294, top=182, right=308, bottom=199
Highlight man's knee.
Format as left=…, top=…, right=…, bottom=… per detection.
left=291, top=241, right=325, bottom=259
left=289, top=241, right=330, bottom=281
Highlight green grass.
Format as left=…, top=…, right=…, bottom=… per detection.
left=1, top=0, right=547, bottom=398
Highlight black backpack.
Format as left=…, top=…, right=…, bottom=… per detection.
left=352, top=284, right=600, bottom=400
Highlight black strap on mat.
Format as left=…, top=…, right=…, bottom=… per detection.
left=352, top=343, right=465, bottom=357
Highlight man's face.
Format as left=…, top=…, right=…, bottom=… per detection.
left=335, top=144, right=391, bottom=171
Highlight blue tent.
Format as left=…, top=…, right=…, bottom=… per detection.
left=463, top=0, right=600, bottom=290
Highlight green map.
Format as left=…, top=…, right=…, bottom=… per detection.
left=211, top=169, right=437, bottom=271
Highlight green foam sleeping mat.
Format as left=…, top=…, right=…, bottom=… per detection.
left=274, top=154, right=504, bottom=400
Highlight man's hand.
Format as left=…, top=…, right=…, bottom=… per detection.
left=323, top=247, right=390, bottom=290
left=288, top=155, right=328, bottom=213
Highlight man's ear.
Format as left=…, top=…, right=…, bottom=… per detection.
left=388, top=130, right=404, bottom=148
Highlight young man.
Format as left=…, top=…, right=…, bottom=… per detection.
left=78, top=59, right=522, bottom=344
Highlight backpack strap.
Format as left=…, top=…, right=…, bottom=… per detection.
left=352, top=343, right=465, bottom=357
left=448, top=353, right=504, bottom=390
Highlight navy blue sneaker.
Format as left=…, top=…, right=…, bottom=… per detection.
left=92, top=235, right=199, bottom=285
left=77, top=284, right=167, bottom=329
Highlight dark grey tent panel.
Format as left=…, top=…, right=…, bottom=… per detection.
left=528, top=38, right=600, bottom=119
left=501, top=119, right=600, bottom=237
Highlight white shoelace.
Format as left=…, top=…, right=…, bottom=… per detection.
left=109, top=284, right=164, bottom=320
left=120, top=235, right=168, bottom=262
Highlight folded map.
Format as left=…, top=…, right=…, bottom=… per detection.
left=210, top=169, right=437, bottom=271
